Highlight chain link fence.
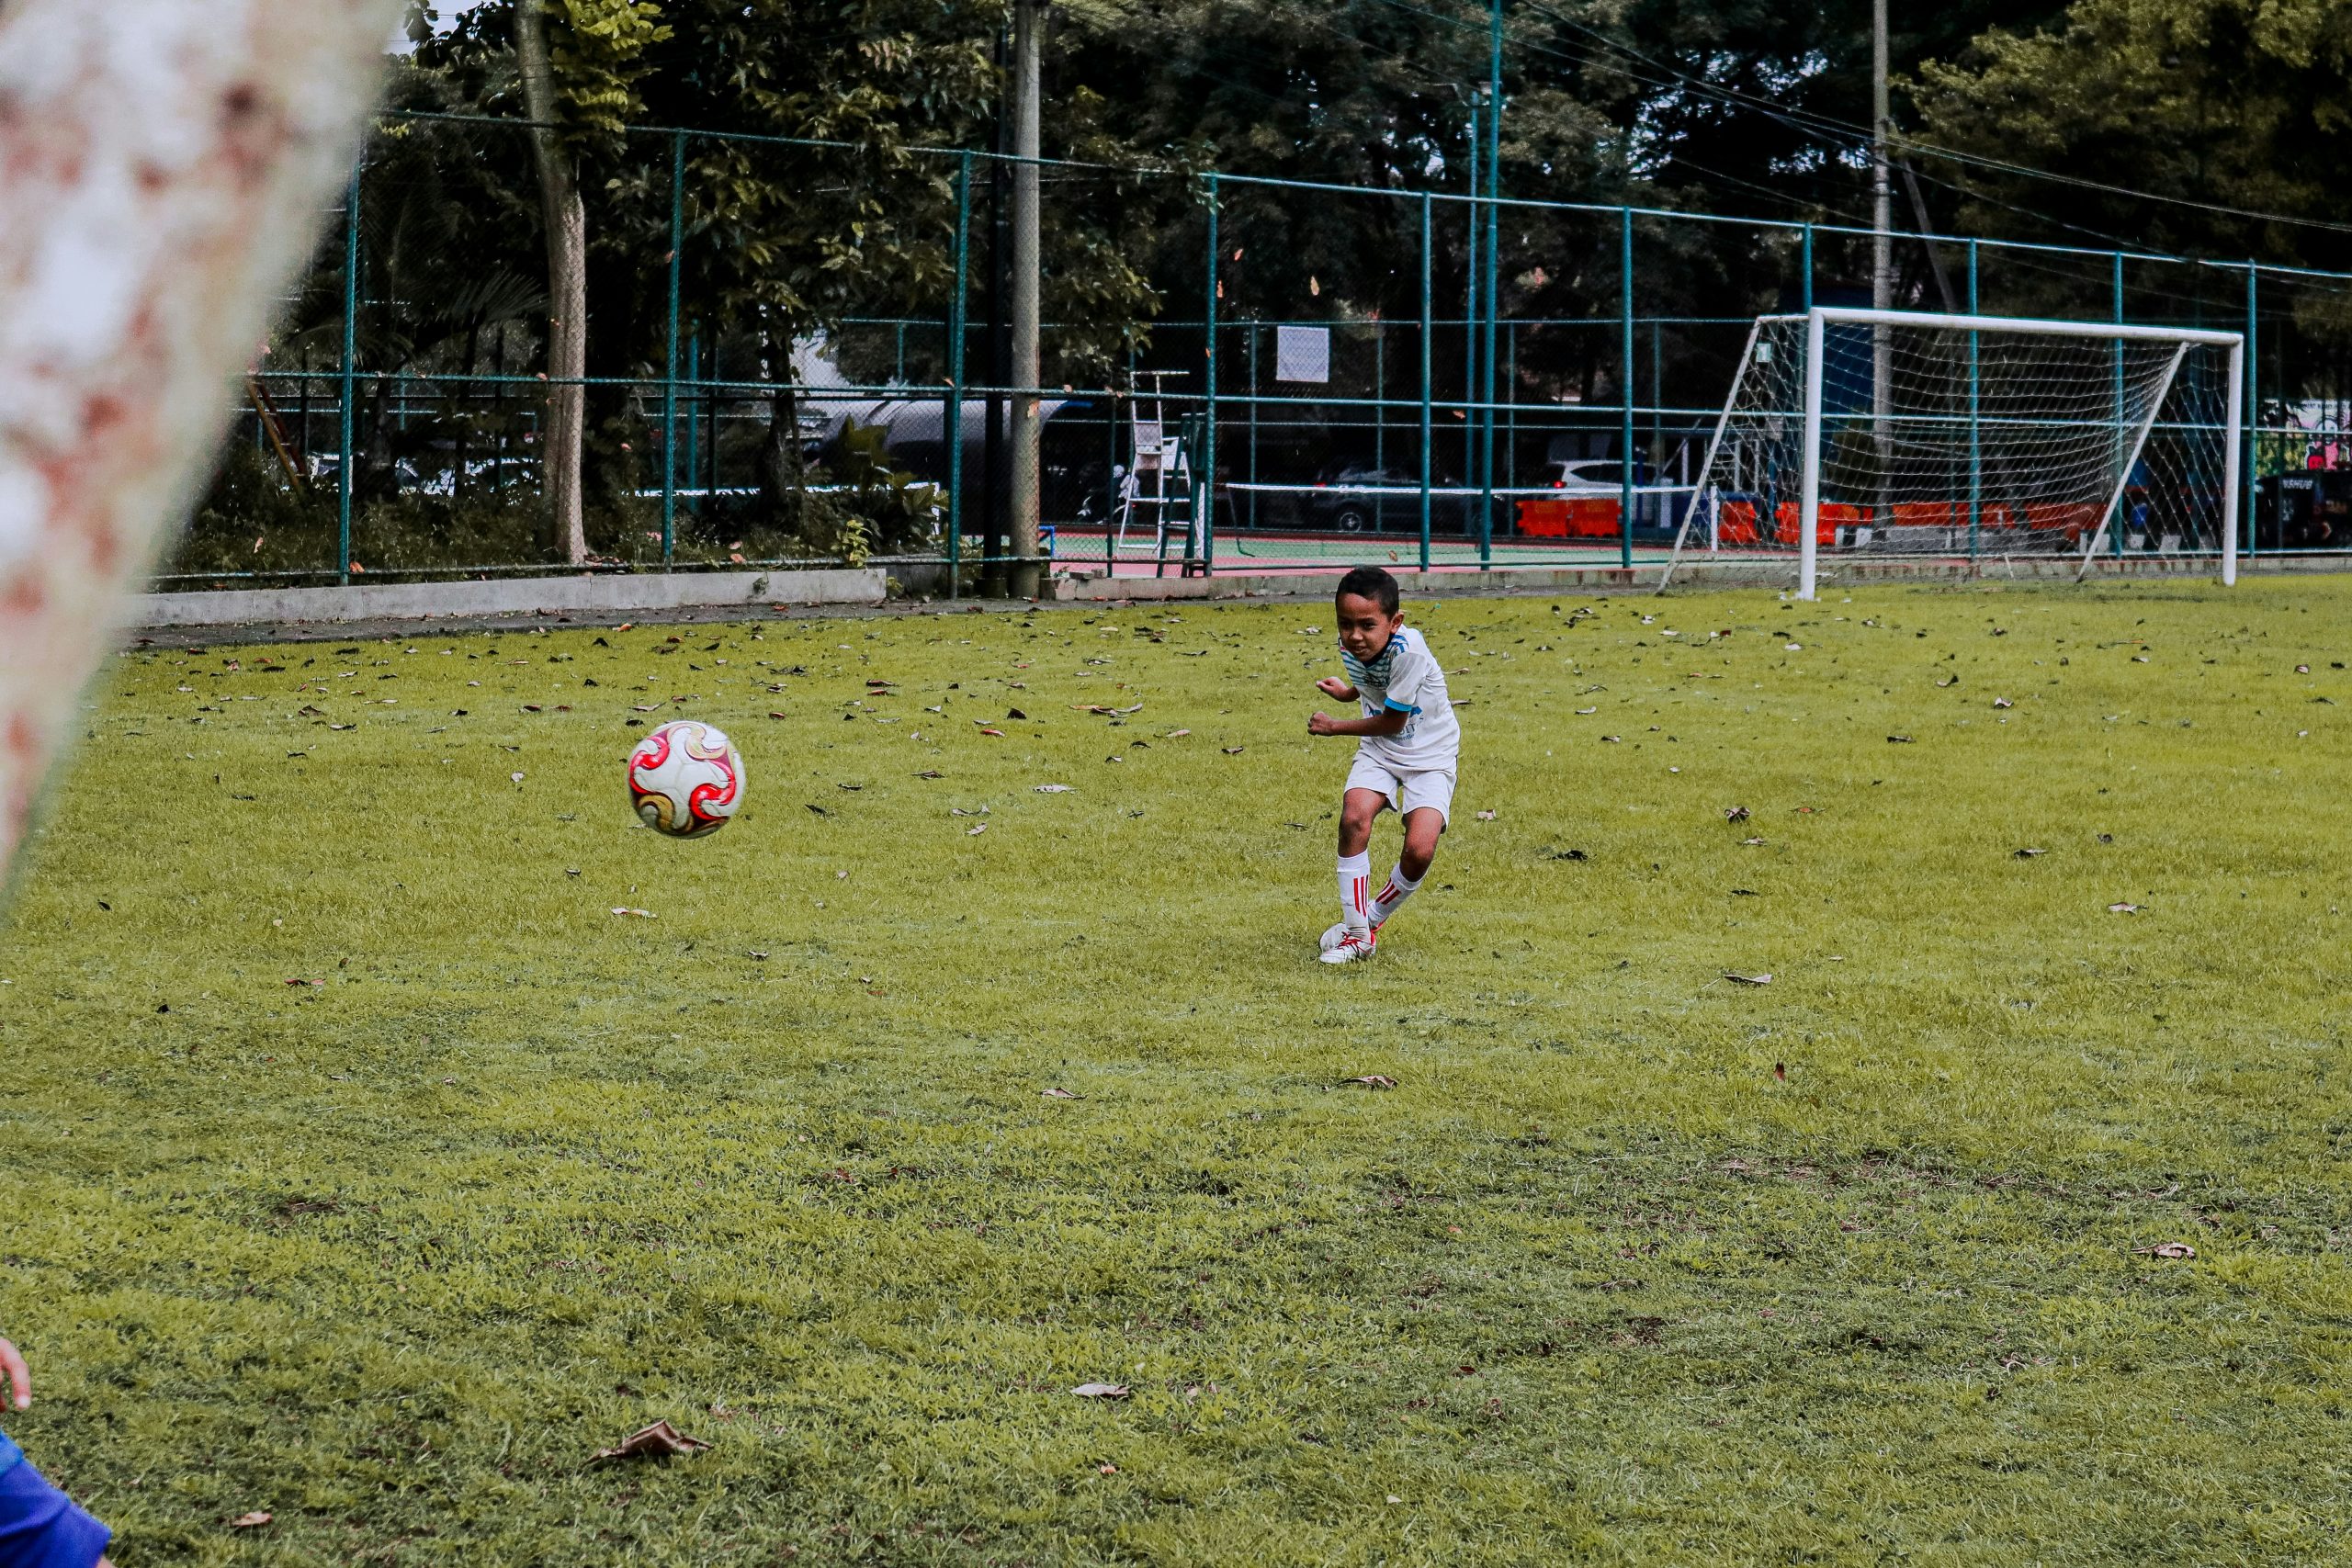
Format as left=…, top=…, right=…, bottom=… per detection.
left=173, top=110, right=2352, bottom=593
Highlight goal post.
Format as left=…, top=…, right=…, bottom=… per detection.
left=1662, top=308, right=2245, bottom=598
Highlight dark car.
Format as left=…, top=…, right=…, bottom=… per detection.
left=1291, top=464, right=1510, bottom=536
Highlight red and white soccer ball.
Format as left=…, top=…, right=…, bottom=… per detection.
left=627, top=719, right=744, bottom=839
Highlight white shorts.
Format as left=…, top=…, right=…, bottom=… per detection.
left=1345, top=753, right=1456, bottom=824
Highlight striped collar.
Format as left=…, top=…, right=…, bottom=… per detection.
left=1340, top=627, right=1403, bottom=686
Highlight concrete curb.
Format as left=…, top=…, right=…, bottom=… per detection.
left=1045, top=550, right=2301, bottom=601
left=128, top=567, right=888, bottom=628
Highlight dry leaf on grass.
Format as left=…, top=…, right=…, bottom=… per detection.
left=1042, top=1087, right=1080, bottom=1100
left=913, top=769, right=944, bottom=779
left=610, top=907, right=657, bottom=919
left=1071, top=1383, right=1130, bottom=1400
left=1475, top=809, right=1497, bottom=821
left=592, top=1419, right=712, bottom=1462
left=1222, top=746, right=1245, bottom=755
left=1886, top=735, right=1914, bottom=744
left=1724, top=806, right=1750, bottom=822
left=967, top=823, right=987, bottom=836
left=1165, top=728, right=1192, bottom=738
left=1723, top=972, right=1772, bottom=986
left=2014, top=847, right=2045, bottom=859
left=2137, top=1241, right=2196, bottom=1259
left=229, top=1512, right=273, bottom=1529
left=1035, top=784, right=1075, bottom=794
left=977, top=727, right=1007, bottom=737
left=2108, top=902, right=2142, bottom=915
left=1993, top=696, right=2014, bottom=709
left=1345, top=1075, right=1398, bottom=1089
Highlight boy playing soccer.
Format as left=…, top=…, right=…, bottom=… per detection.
left=1307, top=566, right=1459, bottom=964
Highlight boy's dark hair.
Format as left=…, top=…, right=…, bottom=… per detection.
left=1334, top=565, right=1401, bottom=615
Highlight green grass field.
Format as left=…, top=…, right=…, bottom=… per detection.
left=4, top=576, right=2351, bottom=1565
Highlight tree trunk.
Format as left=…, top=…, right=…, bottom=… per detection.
left=514, top=0, right=588, bottom=564
left=1006, top=0, right=1044, bottom=597
left=759, top=366, right=804, bottom=536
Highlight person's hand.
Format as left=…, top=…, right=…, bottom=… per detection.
left=0, top=1336, right=29, bottom=1411
left=1308, top=710, right=1340, bottom=736
left=1315, top=676, right=1353, bottom=701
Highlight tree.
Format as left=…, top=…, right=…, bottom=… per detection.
left=1913, top=0, right=2352, bottom=273
left=418, top=1, right=666, bottom=561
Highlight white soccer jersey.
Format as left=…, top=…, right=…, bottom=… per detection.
left=1338, top=625, right=1459, bottom=773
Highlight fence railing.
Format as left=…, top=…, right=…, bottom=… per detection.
left=178, top=109, right=2352, bottom=593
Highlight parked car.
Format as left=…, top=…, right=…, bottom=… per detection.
left=1542, top=457, right=1657, bottom=493
left=1291, top=464, right=1510, bottom=536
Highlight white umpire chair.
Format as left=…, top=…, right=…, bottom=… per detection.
left=1114, top=370, right=1204, bottom=575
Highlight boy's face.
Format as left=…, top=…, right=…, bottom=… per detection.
left=1334, top=592, right=1403, bottom=660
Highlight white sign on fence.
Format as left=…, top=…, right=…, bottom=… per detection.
left=1275, top=324, right=1330, bottom=384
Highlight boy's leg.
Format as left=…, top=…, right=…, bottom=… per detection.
left=1371, top=806, right=1445, bottom=925
left=1334, top=786, right=1387, bottom=934
left=1370, top=771, right=1452, bottom=927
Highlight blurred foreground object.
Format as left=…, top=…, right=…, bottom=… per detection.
left=0, top=0, right=399, bottom=877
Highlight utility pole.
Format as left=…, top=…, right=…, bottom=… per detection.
left=1478, top=0, right=1501, bottom=566
left=1871, top=0, right=1892, bottom=513
left=1871, top=0, right=1891, bottom=316
left=1008, top=0, right=1044, bottom=598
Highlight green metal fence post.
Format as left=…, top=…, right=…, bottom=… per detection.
left=1203, top=172, right=1219, bottom=575
left=1419, top=191, right=1433, bottom=573
left=2246, top=261, right=2259, bottom=564
left=1464, top=99, right=1480, bottom=494
left=1486, top=0, right=1502, bottom=559
left=946, top=152, right=972, bottom=598
left=661, top=129, right=684, bottom=569
left=1619, top=206, right=1634, bottom=570
left=684, top=330, right=700, bottom=516
left=337, top=164, right=360, bottom=586
left=1506, top=322, right=1517, bottom=490
left=2111, top=249, right=2125, bottom=558
left=1647, top=319, right=1659, bottom=466
left=1478, top=188, right=1498, bottom=569
left=1247, top=322, right=1259, bottom=532
left=1967, top=240, right=1981, bottom=561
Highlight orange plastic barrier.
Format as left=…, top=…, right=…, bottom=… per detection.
left=1515, top=497, right=1621, bottom=538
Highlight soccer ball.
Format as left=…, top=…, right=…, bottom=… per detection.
left=627, top=719, right=744, bottom=838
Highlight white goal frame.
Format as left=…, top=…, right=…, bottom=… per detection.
left=1666, top=308, right=2245, bottom=599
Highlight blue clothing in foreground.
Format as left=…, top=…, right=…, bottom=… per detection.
left=0, top=1434, right=110, bottom=1568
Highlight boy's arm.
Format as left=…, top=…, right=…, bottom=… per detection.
left=1309, top=708, right=1408, bottom=738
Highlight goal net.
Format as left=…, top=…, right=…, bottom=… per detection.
left=1662, top=309, right=2244, bottom=597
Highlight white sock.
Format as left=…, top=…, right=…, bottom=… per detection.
left=1370, top=865, right=1424, bottom=926
left=1337, top=851, right=1373, bottom=932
